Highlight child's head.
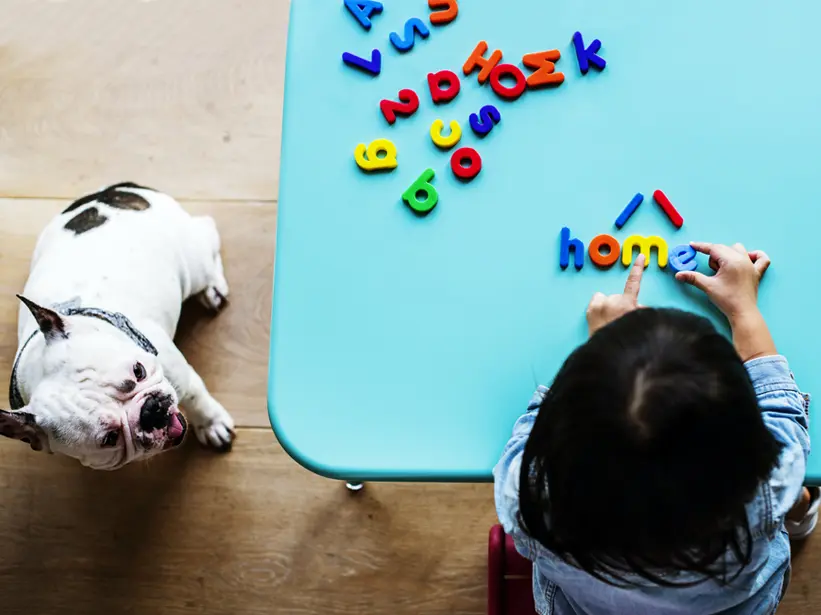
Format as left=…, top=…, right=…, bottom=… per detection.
left=519, top=308, right=783, bottom=585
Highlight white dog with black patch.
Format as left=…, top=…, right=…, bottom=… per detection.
left=0, top=182, right=236, bottom=469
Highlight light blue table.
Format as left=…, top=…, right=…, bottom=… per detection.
left=269, top=0, right=821, bottom=484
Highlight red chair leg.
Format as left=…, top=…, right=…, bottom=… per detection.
left=488, top=525, right=506, bottom=615
left=488, top=524, right=538, bottom=615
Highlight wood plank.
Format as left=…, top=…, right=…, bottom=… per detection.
left=0, top=198, right=276, bottom=428
left=0, top=0, right=286, bottom=201
left=0, top=428, right=495, bottom=615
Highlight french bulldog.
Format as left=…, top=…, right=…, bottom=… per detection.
left=0, top=182, right=236, bottom=469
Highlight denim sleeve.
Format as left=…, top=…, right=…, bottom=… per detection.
left=493, top=386, right=547, bottom=553
left=746, top=355, right=811, bottom=521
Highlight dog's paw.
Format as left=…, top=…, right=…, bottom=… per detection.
left=191, top=404, right=236, bottom=452
left=198, top=286, right=229, bottom=313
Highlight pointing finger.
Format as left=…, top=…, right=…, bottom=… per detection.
left=623, top=254, right=645, bottom=301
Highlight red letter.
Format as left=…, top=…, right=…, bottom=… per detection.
left=427, top=70, right=461, bottom=104
left=522, top=50, right=564, bottom=88
left=380, top=89, right=420, bottom=125
left=450, top=147, right=482, bottom=181
left=463, top=41, right=503, bottom=84
left=489, top=64, right=526, bottom=100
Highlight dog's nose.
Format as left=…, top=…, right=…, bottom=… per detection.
left=139, top=395, right=171, bottom=432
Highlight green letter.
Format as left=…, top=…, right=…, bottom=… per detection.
left=402, top=168, right=438, bottom=214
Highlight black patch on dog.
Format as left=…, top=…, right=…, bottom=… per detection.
left=62, top=182, right=154, bottom=214
left=64, top=207, right=108, bottom=235
left=99, top=191, right=150, bottom=211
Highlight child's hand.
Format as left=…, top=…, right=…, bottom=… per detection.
left=676, top=242, right=776, bottom=361
left=674, top=242, right=770, bottom=321
left=586, top=254, right=645, bottom=337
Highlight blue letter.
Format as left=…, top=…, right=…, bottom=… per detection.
left=469, top=105, right=501, bottom=137
left=390, top=18, right=430, bottom=52
left=572, top=32, right=606, bottom=74
left=342, top=49, right=382, bottom=75
left=615, top=193, right=643, bottom=229
left=344, top=0, right=383, bottom=30
left=669, top=244, right=697, bottom=272
left=560, top=227, right=584, bottom=270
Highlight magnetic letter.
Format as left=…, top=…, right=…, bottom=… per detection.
left=522, top=50, right=564, bottom=88
left=402, top=169, right=439, bottom=214
left=560, top=227, right=584, bottom=270
left=622, top=235, right=668, bottom=268
left=653, top=190, right=684, bottom=229
left=428, top=0, right=458, bottom=25
left=342, top=49, right=382, bottom=76
left=380, top=89, right=420, bottom=124
left=430, top=119, right=462, bottom=149
left=572, top=32, right=606, bottom=74
left=489, top=64, right=527, bottom=100
left=354, top=138, right=398, bottom=172
left=390, top=18, right=430, bottom=52
left=588, top=234, right=620, bottom=268
left=344, top=0, right=383, bottom=30
left=450, top=147, right=482, bottom=180
left=615, top=193, right=644, bottom=229
left=427, top=70, right=461, bottom=104
left=463, top=41, right=503, bottom=84
left=669, top=244, right=698, bottom=273
left=469, top=105, right=501, bottom=137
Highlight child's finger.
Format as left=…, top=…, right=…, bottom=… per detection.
left=690, top=241, right=714, bottom=255
left=675, top=270, right=710, bottom=293
left=732, top=243, right=747, bottom=255
left=623, top=254, right=645, bottom=300
left=750, top=250, right=771, bottom=276
left=748, top=250, right=768, bottom=263
left=587, top=291, right=606, bottom=311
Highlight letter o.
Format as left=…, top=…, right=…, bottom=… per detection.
left=588, top=234, right=620, bottom=268
left=489, top=64, right=527, bottom=100
left=450, top=147, right=482, bottom=180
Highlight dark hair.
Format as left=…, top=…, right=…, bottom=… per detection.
left=518, top=308, right=783, bottom=587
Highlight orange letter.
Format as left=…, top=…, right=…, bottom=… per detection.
left=463, top=41, right=503, bottom=84
left=588, top=234, right=620, bottom=268
left=522, top=50, right=564, bottom=88
left=428, top=0, right=458, bottom=25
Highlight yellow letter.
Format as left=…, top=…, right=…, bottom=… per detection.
left=354, top=138, right=398, bottom=172
left=621, top=235, right=668, bottom=268
left=430, top=119, right=462, bottom=149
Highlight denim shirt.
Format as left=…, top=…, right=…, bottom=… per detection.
left=494, top=356, right=810, bottom=615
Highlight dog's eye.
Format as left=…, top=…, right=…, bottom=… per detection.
left=101, top=431, right=119, bottom=448
left=133, top=362, right=146, bottom=381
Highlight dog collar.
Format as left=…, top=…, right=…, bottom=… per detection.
left=8, top=298, right=158, bottom=410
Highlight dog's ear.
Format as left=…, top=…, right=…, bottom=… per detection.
left=0, top=409, right=51, bottom=453
left=17, top=295, right=68, bottom=342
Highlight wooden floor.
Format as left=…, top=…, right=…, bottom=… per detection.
left=0, top=2, right=817, bottom=613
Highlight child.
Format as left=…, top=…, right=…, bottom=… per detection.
left=494, top=242, right=818, bottom=615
